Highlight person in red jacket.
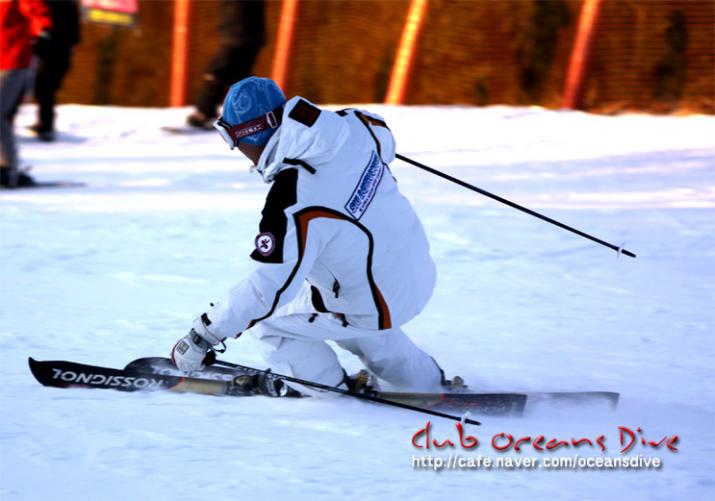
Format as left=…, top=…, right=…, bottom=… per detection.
left=0, top=0, right=52, bottom=188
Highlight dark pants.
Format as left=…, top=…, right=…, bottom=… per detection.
left=34, top=47, right=73, bottom=132
left=196, top=45, right=260, bottom=118
left=1, top=68, right=29, bottom=170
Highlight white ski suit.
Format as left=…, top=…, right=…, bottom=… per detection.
left=204, top=96, right=442, bottom=390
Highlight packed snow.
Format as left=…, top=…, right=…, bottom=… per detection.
left=1, top=103, right=714, bottom=501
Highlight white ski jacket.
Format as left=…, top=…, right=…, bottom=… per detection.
left=205, top=96, right=436, bottom=338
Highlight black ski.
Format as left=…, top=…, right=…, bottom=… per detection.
left=161, top=125, right=213, bottom=135
left=126, top=357, right=618, bottom=415
left=29, top=357, right=619, bottom=419
left=28, top=357, right=256, bottom=397
left=29, top=357, right=482, bottom=424
left=31, top=181, right=86, bottom=189
left=123, top=358, right=522, bottom=416
left=0, top=180, right=85, bottom=190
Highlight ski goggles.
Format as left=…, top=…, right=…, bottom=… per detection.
left=212, top=105, right=284, bottom=149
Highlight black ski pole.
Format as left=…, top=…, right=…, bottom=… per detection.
left=214, top=358, right=481, bottom=426
left=395, top=153, right=636, bottom=258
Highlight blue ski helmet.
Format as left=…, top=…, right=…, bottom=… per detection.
left=221, top=77, right=286, bottom=147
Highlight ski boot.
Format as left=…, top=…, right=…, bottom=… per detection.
left=231, top=370, right=302, bottom=398
left=440, top=369, right=468, bottom=392
left=343, top=369, right=379, bottom=396
left=445, top=375, right=467, bottom=391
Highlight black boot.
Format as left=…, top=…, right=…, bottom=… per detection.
left=186, top=111, right=215, bottom=130
left=28, top=124, right=55, bottom=142
left=0, top=168, right=36, bottom=188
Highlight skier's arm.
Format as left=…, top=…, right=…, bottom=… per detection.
left=171, top=168, right=319, bottom=370
left=203, top=168, right=321, bottom=338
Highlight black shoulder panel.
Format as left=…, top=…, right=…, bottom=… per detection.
left=288, top=99, right=321, bottom=127
left=250, top=169, right=298, bottom=263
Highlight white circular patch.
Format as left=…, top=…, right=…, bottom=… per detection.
left=255, top=232, right=276, bottom=256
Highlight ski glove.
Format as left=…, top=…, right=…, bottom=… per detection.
left=170, top=314, right=224, bottom=372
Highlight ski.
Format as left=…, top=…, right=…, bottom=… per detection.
left=127, top=357, right=618, bottom=414
left=161, top=125, right=213, bottom=135
left=28, top=357, right=257, bottom=397
left=127, top=357, right=530, bottom=415
left=382, top=390, right=618, bottom=414
left=124, top=357, right=526, bottom=415
left=0, top=180, right=85, bottom=190
left=24, top=181, right=85, bottom=189
left=29, top=357, right=482, bottom=424
left=29, top=357, right=619, bottom=418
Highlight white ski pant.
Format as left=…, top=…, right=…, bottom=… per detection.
left=248, top=313, right=443, bottom=393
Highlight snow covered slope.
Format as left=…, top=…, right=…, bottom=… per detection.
left=1, top=104, right=714, bottom=500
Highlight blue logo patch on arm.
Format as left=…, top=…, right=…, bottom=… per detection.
left=345, top=152, right=384, bottom=220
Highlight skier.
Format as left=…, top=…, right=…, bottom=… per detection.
left=171, top=77, right=446, bottom=394
left=0, top=0, right=52, bottom=187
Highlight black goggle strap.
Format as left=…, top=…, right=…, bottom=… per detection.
left=213, top=105, right=284, bottom=149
